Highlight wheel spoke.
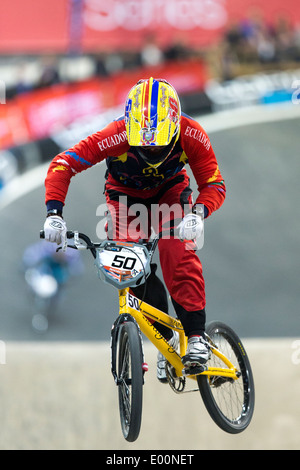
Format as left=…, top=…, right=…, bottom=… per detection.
left=208, top=334, right=245, bottom=422
left=117, top=322, right=143, bottom=442
left=198, top=321, right=255, bottom=433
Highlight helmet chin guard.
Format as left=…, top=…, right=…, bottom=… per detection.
left=135, top=133, right=179, bottom=166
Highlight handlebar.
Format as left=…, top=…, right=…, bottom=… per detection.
left=40, top=230, right=98, bottom=258
left=39, top=229, right=169, bottom=259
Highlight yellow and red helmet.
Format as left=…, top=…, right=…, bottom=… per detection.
left=125, top=77, right=181, bottom=165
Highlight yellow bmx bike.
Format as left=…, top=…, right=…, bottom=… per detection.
left=41, top=230, right=255, bottom=442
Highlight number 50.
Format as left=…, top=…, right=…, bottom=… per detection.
left=111, top=255, right=137, bottom=270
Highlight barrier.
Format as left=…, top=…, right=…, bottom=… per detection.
left=0, top=339, right=299, bottom=450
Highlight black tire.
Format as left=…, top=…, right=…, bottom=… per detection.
left=117, top=321, right=143, bottom=442
left=197, top=321, right=255, bottom=434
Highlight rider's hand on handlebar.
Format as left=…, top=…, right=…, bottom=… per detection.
left=43, top=215, right=67, bottom=249
left=178, top=212, right=204, bottom=242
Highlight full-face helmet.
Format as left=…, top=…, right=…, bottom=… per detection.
left=125, top=77, right=181, bottom=165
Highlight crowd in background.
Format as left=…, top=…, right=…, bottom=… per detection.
left=218, top=11, right=300, bottom=80
left=3, top=11, right=300, bottom=100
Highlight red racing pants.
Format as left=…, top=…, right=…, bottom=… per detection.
left=105, top=173, right=206, bottom=316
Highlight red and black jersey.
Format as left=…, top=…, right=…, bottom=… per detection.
left=45, top=113, right=226, bottom=217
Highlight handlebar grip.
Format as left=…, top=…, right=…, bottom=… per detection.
left=39, top=230, right=74, bottom=239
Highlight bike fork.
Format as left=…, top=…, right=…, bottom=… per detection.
left=110, top=314, right=148, bottom=385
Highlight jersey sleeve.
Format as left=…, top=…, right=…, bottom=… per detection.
left=45, top=119, right=128, bottom=209
left=180, top=115, right=226, bottom=217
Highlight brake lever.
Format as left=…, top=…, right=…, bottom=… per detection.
left=73, top=231, right=88, bottom=250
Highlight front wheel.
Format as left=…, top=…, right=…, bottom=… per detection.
left=117, top=321, right=144, bottom=442
left=197, top=321, right=255, bottom=434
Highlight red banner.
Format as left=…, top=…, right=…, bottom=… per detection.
left=0, top=59, right=207, bottom=149
left=0, top=0, right=300, bottom=52
left=81, top=0, right=300, bottom=50
left=0, top=0, right=70, bottom=53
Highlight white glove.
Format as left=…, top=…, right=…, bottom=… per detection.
left=178, top=213, right=204, bottom=241
left=44, top=216, right=67, bottom=247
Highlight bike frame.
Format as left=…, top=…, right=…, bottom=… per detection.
left=42, top=230, right=254, bottom=439
left=48, top=230, right=239, bottom=383
left=120, top=287, right=239, bottom=382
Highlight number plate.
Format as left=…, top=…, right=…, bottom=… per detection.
left=95, top=241, right=151, bottom=288
left=127, top=292, right=140, bottom=311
